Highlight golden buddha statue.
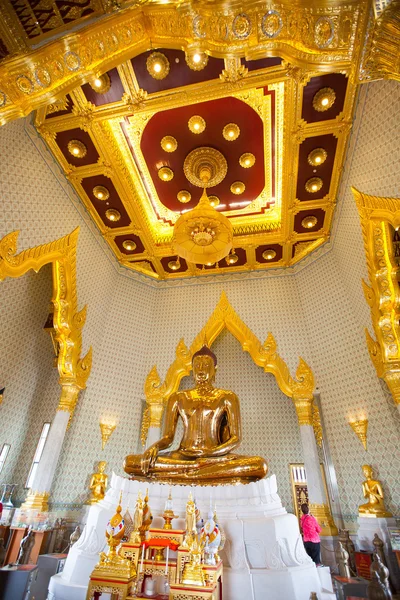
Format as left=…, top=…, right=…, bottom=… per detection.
left=358, top=465, right=392, bottom=518
left=124, top=346, right=267, bottom=485
left=87, top=461, right=108, bottom=504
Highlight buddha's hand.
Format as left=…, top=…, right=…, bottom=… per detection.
left=141, top=445, right=159, bottom=475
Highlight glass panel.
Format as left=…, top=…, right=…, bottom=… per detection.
left=25, top=423, right=51, bottom=488
left=0, top=444, right=10, bottom=474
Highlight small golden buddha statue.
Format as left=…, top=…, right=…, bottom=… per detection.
left=87, top=461, right=108, bottom=504
left=358, top=465, right=392, bottom=518
left=124, top=346, right=267, bottom=485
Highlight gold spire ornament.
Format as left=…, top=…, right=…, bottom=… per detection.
left=139, top=489, right=153, bottom=541
left=130, top=490, right=144, bottom=544
left=100, top=421, right=116, bottom=450
left=350, top=418, right=368, bottom=450
left=162, top=489, right=178, bottom=529
left=182, top=533, right=206, bottom=586
left=182, top=493, right=198, bottom=549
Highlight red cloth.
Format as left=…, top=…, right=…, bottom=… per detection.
left=300, top=513, right=321, bottom=543
left=144, top=538, right=180, bottom=551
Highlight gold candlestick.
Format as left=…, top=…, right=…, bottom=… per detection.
left=349, top=419, right=368, bottom=450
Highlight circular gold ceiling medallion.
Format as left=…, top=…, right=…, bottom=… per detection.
left=307, top=148, right=327, bottom=166
left=122, top=240, right=137, bottom=251
left=184, top=147, right=228, bottom=188
left=146, top=52, right=170, bottom=80
left=67, top=139, right=87, bottom=158
left=301, top=215, right=318, bottom=229
left=90, top=73, right=111, bottom=94
left=209, top=195, right=220, bottom=207
left=305, top=177, right=323, bottom=193
left=188, top=115, right=206, bottom=134
left=231, top=181, right=245, bottom=195
left=161, top=136, right=178, bottom=152
left=93, top=185, right=110, bottom=201
left=168, top=258, right=181, bottom=271
left=262, top=249, right=276, bottom=260
left=223, top=123, right=240, bottom=141
left=185, top=50, right=208, bottom=71
left=239, top=152, right=256, bottom=168
left=313, top=87, right=336, bottom=112
left=105, top=208, right=121, bottom=222
left=158, top=166, right=174, bottom=181
left=177, top=190, right=191, bottom=203
left=226, top=252, right=239, bottom=265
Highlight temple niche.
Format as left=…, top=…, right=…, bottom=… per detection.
left=0, top=1, right=400, bottom=599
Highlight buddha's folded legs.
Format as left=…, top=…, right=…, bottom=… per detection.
left=124, top=452, right=267, bottom=485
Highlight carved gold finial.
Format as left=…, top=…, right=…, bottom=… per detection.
left=100, top=421, right=116, bottom=450
left=349, top=418, right=368, bottom=450
left=129, top=490, right=144, bottom=544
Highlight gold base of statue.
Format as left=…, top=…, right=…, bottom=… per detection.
left=358, top=511, right=393, bottom=518
left=310, top=503, right=338, bottom=536
left=21, top=491, right=50, bottom=512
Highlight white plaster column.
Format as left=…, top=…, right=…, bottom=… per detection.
left=145, top=403, right=164, bottom=449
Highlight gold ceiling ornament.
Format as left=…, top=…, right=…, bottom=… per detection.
left=177, top=190, right=191, bottom=204
left=93, top=185, right=109, bottom=201
left=183, top=146, right=227, bottom=188
left=312, top=87, right=336, bottom=112
left=262, top=248, right=276, bottom=260
left=158, top=166, right=174, bottom=182
left=67, top=139, right=87, bottom=158
left=301, top=215, right=318, bottom=229
left=168, top=257, right=181, bottom=271
left=105, top=208, right=121, bottom=222
left=161, top=135, right=177, bottom=152
left=349, top=418, right=368, bottom=451
left=146, top=51, right=170, bottom=80
left=226, top=250, right=239, bottom=265
left=305, top=177, right=323, bottom=193
left=100, top=421, right=116, bottom=450
left=239, top=152, right=256, bottom=168
left=188, top=115, right=206, bottom=134
left=89, top=73, right=111, bottom=94
left=209, top=195, right=220, bottom=207
left=122, top=240, right=137, bottom=251
left=307, top=148, right=328, bottom=167
left=231, top=181, right=245, bottom=195
left=185, top=49, right=209, bottom=71
left=223, top=123, right=240, bottom=141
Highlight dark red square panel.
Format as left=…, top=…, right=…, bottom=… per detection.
left=296, top=134, right=338, bottom=201
left=114, top=234, right=145, bottom=255
left=161, top=256, right=188, bottom=274
left=302, top=73, right=348, bottom=123
left=294, top=209, right=326, bottom=234
left=81, top=69, right=125, bottom=107
left=56, top=128, right=99, bottom=167
left=81, top=174, right=131, bottom=229
left=255, top=244, right=283, bottom=264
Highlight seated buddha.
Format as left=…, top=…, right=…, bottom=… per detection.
left=358, top=464, right=392, bottom=517
left=124, top=346, right=267, bottom=485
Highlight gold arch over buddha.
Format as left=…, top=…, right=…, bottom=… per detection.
left=142, top=291, right=315, bottom=444
left=0, top=228, right=92, bottom=418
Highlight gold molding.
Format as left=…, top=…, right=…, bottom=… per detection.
left=142, top=291, right=315, bottom=444
left=0, top=228, right=92, bottom=418
left=352, top=187, right=400, bottom=405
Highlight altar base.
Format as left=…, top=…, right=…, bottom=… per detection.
left=357, top=516, right=400, bottom=591
left=49, top=474, right=329, bottom=600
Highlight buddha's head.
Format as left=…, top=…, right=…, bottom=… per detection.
left=192, top=345, right=217, bottom=385
left=98, top=460, right=107, bottom=473
left=362, top=464, right=373, bottom=479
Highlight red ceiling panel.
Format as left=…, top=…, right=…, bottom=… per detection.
left=296, top=134, right=338, bottom=201
left=161, top=256, right=189, bottom=274
left=139, top=97, right=265, bottom=213
left=114, top=233, right=145, bottom=255
left=80, top=174, right=131, bottom=228
left=81, top=68, right=125, bottom=106
left=302, top=73, right=348, bottom=123
left=243, top=57, right=283, bottom=72
left=131, top=49, right=224, bottom=94
left=56, top=127, right=99, bottom=166
left=46, top=94, right=73, bottom=119
left=293, top=208, right=326, bottom=234
left=255, top=243, right=283, bottom=263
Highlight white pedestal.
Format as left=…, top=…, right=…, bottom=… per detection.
left=49, top=474, right=326, bottom=600
left=357, top=516, right=400, bottom=591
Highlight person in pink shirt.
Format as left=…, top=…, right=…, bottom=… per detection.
left=300, top=503, right=322, bottom=565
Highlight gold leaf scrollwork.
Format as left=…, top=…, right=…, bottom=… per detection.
left=140, top=406, right=151, bottom=447
left=312, top=402, right=323, bottom=447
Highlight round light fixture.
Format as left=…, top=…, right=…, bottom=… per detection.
left=226, top=251, right=239, bottom=265
left=177, top=190, right=191, bottom=204
left=93, top=185, right=110, bottom=201
left=305, top=177, right=323, bottom=193
left=105, top=208, right=121, bottom=222
left=307, top=148, right=327, bottom=166
left=185, top=50, right=208, bottom=71
left=223, top=123, right=240, bottom=141
left=168, top=257, right=181, bottom=271
left=161, top=136, right=178, bottom=152
left=209, top=195, right=220, bottom=207
left=122, top=240, right=137, bottom=251
left=312, top=87, right=336, bottom=112
left=158, top=166, right=174, bottom=181
left=188, top=115, right=206, bottom=134
left=239, top=152, right=256, bottom=168
left=146, top=52, right=170, bottom=80
left=262, top=249, right=276, bottom=260
left=231, top=181, right=245, bottom=195
left=67, top=139, right=87, bottom=158
left=301, top=215, right=318, bottom=229
left=89, top=73, right=111, bottom=94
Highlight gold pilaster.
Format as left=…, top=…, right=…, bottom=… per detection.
left=310, top=503, right=338, bottom=537
left=293, top=396, right=314, bottom=426
left=21, top=491, right=50, bottom=512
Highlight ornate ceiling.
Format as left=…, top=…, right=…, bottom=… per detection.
left=2, top=0, right=397, bottom=279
